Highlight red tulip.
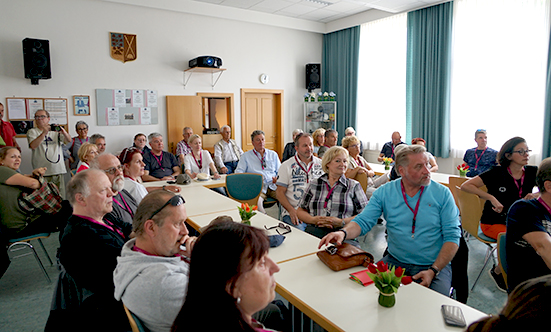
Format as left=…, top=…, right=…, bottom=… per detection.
left=377, top=261, right=388, bottom=273
left=394, top=266, right=403, bottom=278
left=252, top=205, right=258, bottom=211
left=368, top=263, right=378, bottom=274
left=402, top=276, right=413, bottom=285
left=464, top=165, right=469, bottom=169
left=241, top=203, right=246, bottom=210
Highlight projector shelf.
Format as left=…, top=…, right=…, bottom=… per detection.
left=183, top=67, right=226, bottom=90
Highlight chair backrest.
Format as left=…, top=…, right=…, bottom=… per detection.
left=225, top=173, right=263, bottom=206
left=448, top=177, right=469, bottom=213
left=497, top=232, right=508, bottom=289
left=354, top=172, right=369, bottom=192
left=457, top=187, right=488, bottom=242
left=123, top=303, right=148, bottom=332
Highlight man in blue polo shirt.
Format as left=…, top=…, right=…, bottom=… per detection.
left=235, top=130, right=281, bottom=213
left=463, top=129, right=498, bottom=177
left=142, top=132, right=181, bottom=182
left=377, top=131, right=404, bottom=162
left=319, top=145, right=460, bottom=296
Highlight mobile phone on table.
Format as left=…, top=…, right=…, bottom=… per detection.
left=441, top=305, right=466, bottom=328
left=167, top=180, right=176, bottom=184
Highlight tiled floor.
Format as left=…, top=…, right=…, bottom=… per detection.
left=0, top=205, right=508, bottom=331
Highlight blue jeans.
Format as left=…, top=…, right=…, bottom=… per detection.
left=381, top=254, right=452, bottom=296
left=282, top=215, right=307, bottom=231
left=224, top=161, right=239, bottom=174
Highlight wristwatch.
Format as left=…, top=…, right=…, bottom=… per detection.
left=337, top=229, right=348, bottom=241
left=429, top=265, right=440, bottom=277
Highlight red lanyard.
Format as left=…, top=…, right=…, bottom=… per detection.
left=354, top=156, right=364, bottom=168
left=294, top=155, right=313, bottom=183
left=192, top=150, right=203, bottom=170
left=113, top=193, right=134, bottom=218
left=507, top=167, right=525, bottom=198
left=538, top=197, right=551, bottom=215
left=78, top=137, right=88, bottom=145
left=323, top=181, right=337, bottom=208
left=400, top=182, right=425, bottom=238
left=75, top=214, right=124, bottom=238
left=152, top=152, right=164, bottom=170
left=474, top=147, right=487, bottom=170
left=253, top=150, right=265, bottom=170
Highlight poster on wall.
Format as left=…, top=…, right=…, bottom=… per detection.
left=107, top=107, right=120, bottom=126
left=96, top=89, right=158, bottom=126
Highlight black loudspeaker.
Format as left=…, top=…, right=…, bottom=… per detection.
left=189, top=56, right=222, bottom=69
left=306, top=63, right=321, bottom=91
left=22, top=38, right=51, bottom=85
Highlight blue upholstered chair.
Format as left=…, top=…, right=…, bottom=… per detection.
left=225, top=173, right=263, bottom=207
left=497, top=232, right=508, bottom=290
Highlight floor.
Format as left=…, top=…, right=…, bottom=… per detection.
left=0, top=204, right=508, bottom=331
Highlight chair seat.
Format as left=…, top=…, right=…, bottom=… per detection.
left=9, top=232, right=51, bottom=243
left=477, top=225, right=497, bottom=243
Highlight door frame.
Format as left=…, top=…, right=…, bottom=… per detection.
left=240, top=88, right=284, bottom=157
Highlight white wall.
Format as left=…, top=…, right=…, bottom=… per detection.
left=0, top=0, right=322, bottom=174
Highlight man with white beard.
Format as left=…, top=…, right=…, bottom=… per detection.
left=90, top=153, right=138, bottom=226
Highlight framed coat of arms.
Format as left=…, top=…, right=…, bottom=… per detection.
left=110, top=32, right=137, bottom=63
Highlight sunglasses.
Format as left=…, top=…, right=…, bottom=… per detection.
left=148, top=195, right=185, bottom=220
left=264, top=222, right=292, bottom=235
left=121, top=147, right=138, bottom=163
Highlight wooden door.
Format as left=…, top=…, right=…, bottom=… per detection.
left=166, top=96, right=202, bottom=154
left=241, top=89, right=284, bottom=157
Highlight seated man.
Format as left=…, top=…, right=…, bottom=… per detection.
left=90, top=133, right=107, bottom=154
left=46, top=169, right=132, bottom=330
left=463, top=129, right=498, bottom=177
left=213, top=125, right=243, bottom=174
left=506, top=157, right=551, bottom=293
left=235, top=130, right=280, bottom=213
left=281, top=128, right=303, bottom=162
left=320, top=145, right=461, bottom=296
left=90, top=153, right=138, bottom=225
left=142, top=132, right=181, bottom=182
left=316, top=129, right=338, bottom=158
left=276, top=133, right=323, bottom=231
left=377, top=131, right=404, bottom=162
left=176, top=126, right=193, bottom=165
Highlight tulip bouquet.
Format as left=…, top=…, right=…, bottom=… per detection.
left=457, top=163, right=469, bottom=177
left=238, top=203, right=258, bottom=225
left=383, top=157, right=393, bottom=170
left=366, top=261, right=412, bottom=307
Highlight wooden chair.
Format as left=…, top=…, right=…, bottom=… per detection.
left=497, top=232, right=508, bottom=290
left=457, top=188, right=496, bottom=291
left=225, top=173, right=263, bottom=207
left=448, top=176, right=469, bottom=214
left=123, top=303, right=149, bottom=332
left=354, top=172, right=369, bottom=192
left=7, top=232, right=53, bottom=283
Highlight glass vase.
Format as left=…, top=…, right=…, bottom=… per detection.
left=459, top=170, right=467, bottom=177
left=384, top=164, right=390, bottom=171
left=241, top=219, right=251, bottom=226
left=378, top=292, right=396, bottom=308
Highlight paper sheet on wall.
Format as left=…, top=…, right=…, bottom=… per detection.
left=146, top=90, right=158, bottom=107
left=44, top=99, right=68, bottom=125
left=106, top=107, right=120, bottom=126
left=140, top=107, right=151, bottom=125
left=114, top=89, right=126, bottom=107
left=132, top=90, right=144, bottom=107
left=27, top=99, right=44, bottom=119
left=6, top=99, right=26, bottom=119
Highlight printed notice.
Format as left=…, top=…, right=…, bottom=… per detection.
left=114, top=89, right=126, bottom=107
left=146, top=90, right=158, bottom=107
left=27, top=99, right=44, bottom=119
left=6, top=99, right=26, bottom=119
left=132, top=90, right=144, bottom=107
left=106, top=107, right=120, bottom=126
left=141, top=107, right=151, bottom=125
left=45, top=99, right=68, bottom=125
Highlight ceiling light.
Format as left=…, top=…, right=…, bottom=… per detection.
left=306, top=0, right=333, bottom=6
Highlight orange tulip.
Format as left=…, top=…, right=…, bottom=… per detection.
left=241, top=203, right=246, bottom=210
left=252, top=205, right=258, bottom=211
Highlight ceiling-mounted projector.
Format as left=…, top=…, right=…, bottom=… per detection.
left=189, top=56, right=222, bottom=69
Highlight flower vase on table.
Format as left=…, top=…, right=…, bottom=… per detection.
left=238, top=203, right=257, bottom=225
left=366, top=262, right=412, bottom=308
left=457, top=163, right=469, bottom=177
left=383, top=157, right=393, bottom=171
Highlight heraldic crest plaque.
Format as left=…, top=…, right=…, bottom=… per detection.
left=110, top=32, right=137, bottom=63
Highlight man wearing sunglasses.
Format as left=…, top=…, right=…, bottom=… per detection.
left=114, top=190, right=195, bottom=332
left=91, top=153, right=138, bottom=226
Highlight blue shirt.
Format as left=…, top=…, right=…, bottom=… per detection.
left=352, top=179, right=460, bottom=266
left=235, top=149, right=281, bottom=193
left=463, top=147, right=498, bottom=177
left=143, top=151, right=179, bottom=179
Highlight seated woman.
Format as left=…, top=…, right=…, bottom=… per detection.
left=297, top=146, right=368, bottom=245
left=132, top=133, right=150, bottom=154
left=75, top=142, right=98, bottom=173
left=461, top=136, right=538, bottom=292
left=0, top=146, right=71, bottom=239
left=411, top=137, right=438, bottom=172
left=312, top=128, right=325, bottom=156
left=172, top=221, right=281, bottom=332
left=118, top=147, right=179, bottom=204
left=184, top=134, right=221, bottom=180
left=342, top=135, right=375, bottom=180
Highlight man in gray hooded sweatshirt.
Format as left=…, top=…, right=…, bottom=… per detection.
left=114, top=190, right=196, bottom=332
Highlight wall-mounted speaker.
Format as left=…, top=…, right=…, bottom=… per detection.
left=306, top=63, right=321, bottom=91
left=22, top=38, right=51, bottom=85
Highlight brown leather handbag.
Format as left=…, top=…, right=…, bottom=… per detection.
left=317, top=243, right=374, bottom=271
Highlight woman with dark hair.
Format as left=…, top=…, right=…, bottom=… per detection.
left=461, top=136, right=538, bottom=291
left=466, top=275, right=551, bottom=332
left=172, top=221, right=280, bottom=332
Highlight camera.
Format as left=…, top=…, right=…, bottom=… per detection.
left=51, top=124, right=62, bottom=132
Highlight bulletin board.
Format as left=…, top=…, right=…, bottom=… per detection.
left=5, top=97, right=68, bottom=137
left=95, top=89, right=158, bottom=126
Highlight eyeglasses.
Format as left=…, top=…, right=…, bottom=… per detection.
left=103, top=164, right=124, bottom=175
left=512, top=149, right=532, bottom=156
left=34, top=115, right=47, bottom=119
left=148, top=195, right=185, bottom=220
left=264, top=222, right=292, bottom=235
left=76, top=127, right=88, bottom=131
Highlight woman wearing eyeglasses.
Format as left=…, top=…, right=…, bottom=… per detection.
left=342, top=135, right=374, bottom=180
left=461, top=136, right=538, bottom=291
left=119, top=147, right=180, bottom=204
left=66, top=121, right=89, bottom=170
left=184, top=134, right=220, bottom=180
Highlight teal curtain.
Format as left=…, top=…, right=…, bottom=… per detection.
left=406, top=1, right=453, bottom=158
left=543, top=25, right=551, bottom=159
left=322, top=26, right=360, bottom=137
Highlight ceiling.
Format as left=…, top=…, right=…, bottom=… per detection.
left=192, top=0, right=446, bottom=23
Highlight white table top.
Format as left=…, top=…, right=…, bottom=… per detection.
left=142, top=175, right=226, bottom=189
left=366, top=162, right=461, bottom=188
left=276, top=254, right=487, bottom=332
left=188, top=209, right=321, bottom=264
left=176, top=186, right=239, bottom=218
